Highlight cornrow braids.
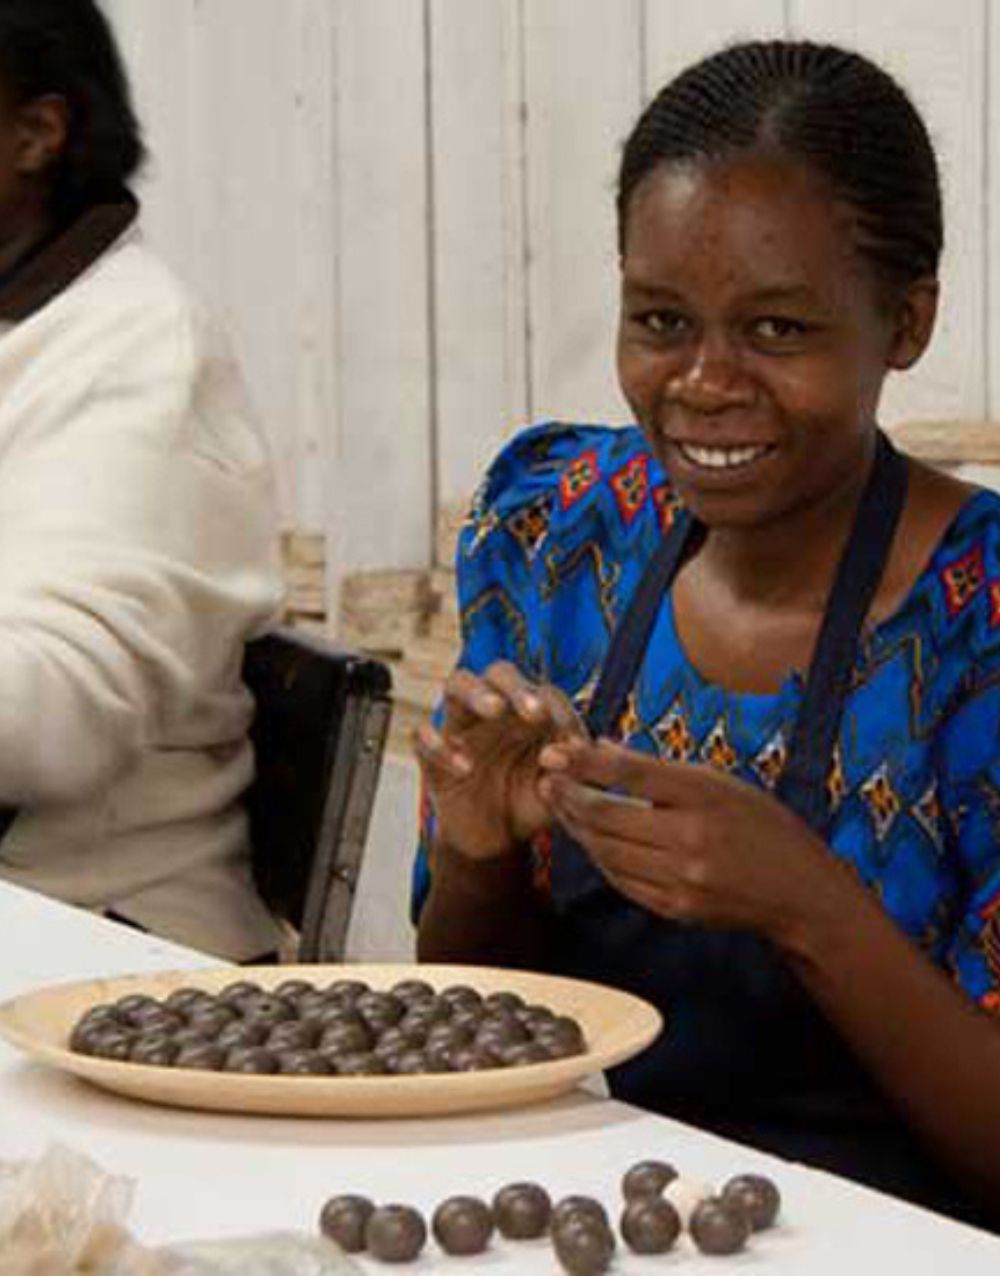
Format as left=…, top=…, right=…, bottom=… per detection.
left=618, top=41, right=942, bottom=297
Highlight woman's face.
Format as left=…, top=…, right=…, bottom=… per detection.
left=616, top=152, right=922, bottom=529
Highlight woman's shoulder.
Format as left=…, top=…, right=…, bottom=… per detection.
left=460, top=421, right=674, bottom=561
left=894, top=482, right=1000, bottom=663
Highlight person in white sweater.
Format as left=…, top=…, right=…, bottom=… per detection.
left=0, top=0, right=285, bottom=960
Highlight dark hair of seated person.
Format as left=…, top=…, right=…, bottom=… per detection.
left=0, top=0, right=144, bottom=223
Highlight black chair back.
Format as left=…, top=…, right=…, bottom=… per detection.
left=242, top=627, right=392, bottom=960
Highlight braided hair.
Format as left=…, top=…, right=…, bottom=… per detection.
left=0, top=0, right=145, bottom=218
left=618, top=41, right=942, bottom=298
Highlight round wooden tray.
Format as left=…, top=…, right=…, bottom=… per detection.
left=0, top=963, right=662, bottom=1118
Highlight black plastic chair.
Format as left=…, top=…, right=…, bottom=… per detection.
left=242, top=627, right=392, bottom=961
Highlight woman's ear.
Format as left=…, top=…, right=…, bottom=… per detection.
left=14, top=95, right=69, bottom=177
left=886, top=276, right=939, bottom=370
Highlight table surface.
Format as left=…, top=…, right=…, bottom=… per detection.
left=2, top=881, right=999, bottom=1273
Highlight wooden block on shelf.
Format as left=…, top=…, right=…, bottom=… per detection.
left=340, top=569, right=433, bottom=653
left=888, top=420, right=1000, bottom=466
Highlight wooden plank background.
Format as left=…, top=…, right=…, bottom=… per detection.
left=102, top=0, right=999, bottom=600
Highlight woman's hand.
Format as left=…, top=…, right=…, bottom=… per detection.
left=414, top=662, right=586, bottom=860
left=539, top=737, right=858, bottom=948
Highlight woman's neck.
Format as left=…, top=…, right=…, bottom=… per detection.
left=696, top=445, right=878, bottom=613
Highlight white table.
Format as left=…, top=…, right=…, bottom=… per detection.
left=2, top=881, right=999, bottom=1272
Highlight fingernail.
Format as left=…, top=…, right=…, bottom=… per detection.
left=452, top=752, right=472, bottom=774
left=522, top=693, right=542, bottom=715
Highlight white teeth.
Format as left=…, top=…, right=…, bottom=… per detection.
left=678, top=443, right=771, bottom=470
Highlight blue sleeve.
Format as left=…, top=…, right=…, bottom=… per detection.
left=409, top=421, right=623, bottom=923
left=937, top=678, right=1000, bottom=1013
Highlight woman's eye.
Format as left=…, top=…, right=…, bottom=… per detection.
left=638, top=310, right=689, bottom=336
left=754, top=316, right=809, bottom=341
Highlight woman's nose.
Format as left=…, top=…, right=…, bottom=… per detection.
left=666, top=338, right=755, bottom=412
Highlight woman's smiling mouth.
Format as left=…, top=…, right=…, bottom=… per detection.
left=674, top=441, right=776, bottom=470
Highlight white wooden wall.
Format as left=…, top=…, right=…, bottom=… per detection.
left=103, top=0, right=996, bottom=599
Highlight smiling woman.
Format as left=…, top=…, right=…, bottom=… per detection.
left=412, top=40, right=1000, bottom=1232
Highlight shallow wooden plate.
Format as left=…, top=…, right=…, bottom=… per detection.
left=0, top=964, right=662, bottom=1118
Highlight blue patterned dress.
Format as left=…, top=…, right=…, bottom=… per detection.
left=412, top=421, right=1000, bottom=1211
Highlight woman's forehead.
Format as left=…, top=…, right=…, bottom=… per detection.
left=621, top=153, right=866, bottom=302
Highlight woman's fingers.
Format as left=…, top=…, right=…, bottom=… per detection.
left=441, top=668, right=508, bottom=730
left=413, top=720, right=473, bottom=782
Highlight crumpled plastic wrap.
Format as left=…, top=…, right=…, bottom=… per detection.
left=152, top=1234, right=361, bottom=1275
left=0, top=1145, right=360, bottom=1274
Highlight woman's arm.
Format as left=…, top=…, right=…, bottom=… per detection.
left=416, top=835, right=548, bottom=967
left=542, top=740, right=1000, bottom=1225
left=786, top=869, right=1000, bottom=1224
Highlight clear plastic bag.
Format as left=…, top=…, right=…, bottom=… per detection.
left=0, top=1143, right=148, bottom=1274
left=0, top=1145, right=360, bottom=1274
left=151, top=1234, right=362, bottom=1275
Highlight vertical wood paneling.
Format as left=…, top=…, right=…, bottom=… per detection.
left=643, top=0, right=787, bottom=99
left=523, top=0, right=643, bottom=425
left=790, top=0, right=988, bottom=426
left=331, top=0, right=432, bottom=572
left=989, top=1, right=1000, bottom=419
left=429, top=0, right=528, bottom=514
left=105, top=0, right=335, bottom=533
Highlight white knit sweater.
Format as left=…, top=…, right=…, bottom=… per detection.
left=0, top=227, right=285, bottom=960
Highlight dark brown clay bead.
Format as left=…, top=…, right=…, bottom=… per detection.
left=475, top=1017, right=529, bottom=1049
left=113, top=994, right=162, bottom=1025
left=319, top=1020, right=372, bottom=1056
left=721, top=1174, right=781, bottom=1231
left=89, top=1029, right=136, bottom=1061
left=274, top=979, right=316, bottom=1002
left=365, top=1204, right=427, bottom=1263
left=388, top=1048, right=431, bottom=1075
left=552, top=1217, right=616, bottom=1275
left=390, top=978, right=436, bottom=1003
left=266, top=1021, right=318, bottom=1052
left=126, top=1002, right=182, bottom=1031
left=492, top=1182, right=551, bottom=1239
left=163, top=987, right=210, bottom=1015
left=217, top=980, right=263, bottom=1005
left=174, top=1041, right=226, bottom=1070
left=171, top=1026, right=215, bottom=1053
left=374, top=1026, right=424, bottom=1060
left=483, top=991, right=525, bottom=1014
left=216, top=1020, right=269, bottom=1052
left=239, top=996, right=295, bottom=1030
left=432, top=1195, right=494, bottom=1256
left=356, top=991, right=405, bottom=1034
left=129, top=1033, right=180, bottom=1067
left=552, top=1196, right=609, bottom=1232
left=439, top=984, right=483, bottom=1008
left=426, top=1021, right=473, bottom=1051
left=319, top=1194, right=374, bottom=1253
left=448, top=1043, right=500, bottom=1071
left=277, top=1049, right=333, bottom=1075
left=334, top=1051, right=389, bottom=1076
left=621, top=1159, right=678, bottom=1201
left=421, top=1042, right=454, bottom=1072
left=295, top=990, right=334, bottom=1021
left=689, top=1198, right=751, bottom=1256
left=223, top=1046, right=279, bottom=1074
left=186, top=1006, right=238, bottom=1039
left=500, top=1040, right=551, bottom=1067
left=620, top=1197, right=681, bottom=1254
left=326, top=979, right=371, bottom=1001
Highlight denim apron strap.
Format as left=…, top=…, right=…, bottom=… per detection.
left=551, top=429, right=908, bottom=899
left=775, top=431, right=909, bottom=829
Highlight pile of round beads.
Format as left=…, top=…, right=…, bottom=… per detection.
left=67, top=977, right=587, bottom=1075
left=318, top=1161, right=781, bottom=1270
